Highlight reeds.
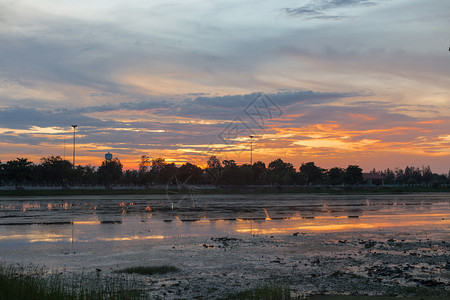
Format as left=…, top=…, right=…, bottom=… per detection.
left=0, top=263, right=145, bottom=300
left=221, top=281, right=291, bottom=300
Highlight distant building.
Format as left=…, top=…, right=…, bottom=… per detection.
left=105, top=152, right=113, bottom=161
left=363, top=173, right=384, bottom=185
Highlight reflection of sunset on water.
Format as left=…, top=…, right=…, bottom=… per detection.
left=0, top=194, right=448, bottom=244
left=233, top=213, right=449, bottom=235
left=98, top=235, right=165, bottom=241
left=0, top=233, right=71, bottom=243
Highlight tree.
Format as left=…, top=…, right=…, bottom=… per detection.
left=394, top=168, right=405, bottom=185
left=344, top=165, right=363, bottom=185
left=252, top=161, right=267, bottom=184
left=38, top=156, right=72, bottom=186
left=159, top=163, right=178, bottom=184
left=0, top=161, right=4, bottom=184
left=139, top=155, right=151, bottom=173
left=75, top=165, right=97, bottom=185
left=122, top=170, right=139, bottom=186
left=3, top=158, right=34, bottom=188
left=237, top=164, right=253, bottom=185
left=97, top=158, right=123, bottom=186
left=421, top=166, right=433, bottom=184
left=267, top=158, right=296, bottom=185
left=383, top=168, right=395, bottom=184
left=207, top=155, right=221, bottom=169
left=299, top=162, right=325, bottom=185
left=219, top=160, right=240, bottom=185
left=178, top=163, right=203, bottom=184
left=151, top=158, right=167, bottom=173
left=327, top=167, right=345, bottom=185
left=138, top=155, right=152, bottom=185
left=206, top=155, right=222, bottom=184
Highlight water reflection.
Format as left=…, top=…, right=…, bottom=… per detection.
left=0, top=194, right=448, bottom=244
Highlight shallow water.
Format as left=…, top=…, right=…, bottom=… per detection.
left=0, top=193, right=448, bottom=243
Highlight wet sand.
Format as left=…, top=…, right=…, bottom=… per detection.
left=0, top=194, right=449, bottom=299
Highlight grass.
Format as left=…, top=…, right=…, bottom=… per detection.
left=308, top=283, right=450, bottom=300
left=220, top=282, right=291, bottom=300
left=0, top=263, right=145, bottom=300
left=114, top=265, right=180, bottom=276
left=0, top=185, right=449, bottom=196
left=308, top=296, right=448, bottom=300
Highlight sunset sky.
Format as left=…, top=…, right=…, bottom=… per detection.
left=0, top=0, right=449, bottom=173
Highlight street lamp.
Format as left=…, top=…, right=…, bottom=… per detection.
left=71, top=125, right=78, bottom=168
left=249, top=135, right=254, bottom=166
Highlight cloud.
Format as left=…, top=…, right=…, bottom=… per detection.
left=182, top=90, right=361, bottom=118
left=284, top=0, right=379, bottom=19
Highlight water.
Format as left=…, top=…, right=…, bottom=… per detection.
left=1, top=193, right=448, bottom=244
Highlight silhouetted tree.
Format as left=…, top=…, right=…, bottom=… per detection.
left=138, top=155, right=152, bottom=185
left=421, top=166, right=433, bottom=184
left=159, top=163, right=178, bottom=184
left=237, top=164, right=254, bottom=185
left=151, top=158, right=167, bottom=173
left=219, top=160, right=239, bottom=185
left=299, top=162, right=325, bottom=185
left=267, top=158, right=296, bottom=185
left=139, top=155, right=151, bottom=173
left=122, top=170, right=139, bottom=186
left=344, top=165, right=363, bottom=185
left=383, top=168, right=395, bottom=184
left=75, top=165, right=97, bottom=185
left=327, top=167, right=345, bottom=185
left=205, top=155, right=222, bottom=184
left=394, top=168, right=405, bottom=185
left=38, top=156, right=72, bottom=186
left=97, top=158, right=123, bottom=187
left=207, top=155, right=221, bottom=169
left=3, top=158, right=34, bottom=188
left=178, top=163, right=203, bottom=184
left=0, top=161, right=4, bottom=184
left=252, top=161, right=267, bottom=184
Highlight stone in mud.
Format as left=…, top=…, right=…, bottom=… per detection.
left=364, top=241, right=377, bottom=248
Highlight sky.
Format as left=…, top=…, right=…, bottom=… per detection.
left=0, top=0, right=449, bottom=173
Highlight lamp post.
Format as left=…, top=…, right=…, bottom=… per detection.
left=71, top=125, right=78, bottom=168
left=249, top=135, right=254, bottom=166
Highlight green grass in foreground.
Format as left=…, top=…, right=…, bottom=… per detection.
left=0, top=263, right=144, bottom=300
left=114, top=265, right=180, bottom=275
left=219, top=282, right=450, bottom=300
left=220, top=282, right=291, bottom=300
left=309, top=296, right=447, bottom=300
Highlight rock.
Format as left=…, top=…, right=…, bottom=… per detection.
left=364, top=241, right=377, bottom=249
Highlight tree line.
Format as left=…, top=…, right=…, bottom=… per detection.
left=0, top=155, right=449, bottom=188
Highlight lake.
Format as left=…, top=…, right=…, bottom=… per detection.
left=0, top=193, right=448, bottom=244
